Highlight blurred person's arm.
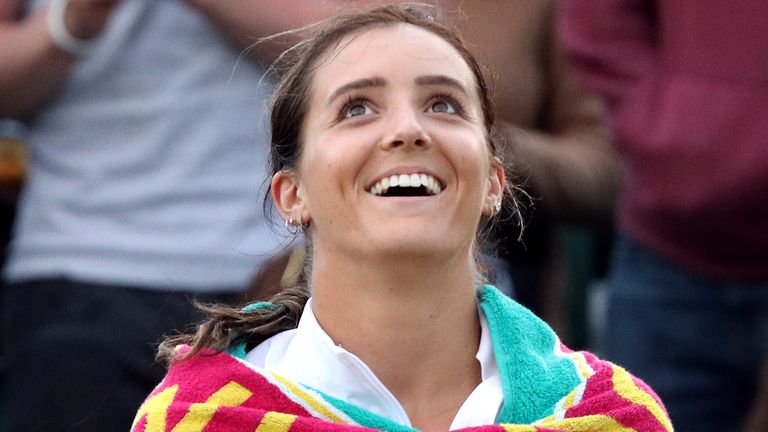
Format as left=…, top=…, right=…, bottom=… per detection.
left=448, top=0, right=620, bottom=224
left=183, top=0, right=402, bottom=62
left=500, top=2, right=620, bottom=224
left=558, top=0, right=656, bottom=107
left=0, top=0, right=121, bottom=117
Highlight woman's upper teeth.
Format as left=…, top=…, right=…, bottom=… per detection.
left=369, top=173, right=442, bottom=196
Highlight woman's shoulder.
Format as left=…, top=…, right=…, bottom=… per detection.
left=506, top=348, right=674, bottom=431
left=479, top=285, right=672, bottom=431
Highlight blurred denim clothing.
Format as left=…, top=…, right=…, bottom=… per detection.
left=605, top=233, right=768, bottom=432
left=2, top=279, right=240, bottom=432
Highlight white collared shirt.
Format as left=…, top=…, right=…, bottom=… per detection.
left=244, top=299, right=503, bottom=429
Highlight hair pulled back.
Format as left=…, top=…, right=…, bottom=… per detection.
left=158, top=4, right=518, bottom=363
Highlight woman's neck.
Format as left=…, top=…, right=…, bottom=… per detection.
left=309, top=250, right=482, bottom=431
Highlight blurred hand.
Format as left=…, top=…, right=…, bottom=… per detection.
left=62, top=0, right=122, bottom=39
left=742, top=365, right=768, bottom=432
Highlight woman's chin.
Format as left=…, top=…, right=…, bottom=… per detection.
left=363, top=232, right=469, bottom=261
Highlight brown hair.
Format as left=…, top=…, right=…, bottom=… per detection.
left=158, top=4, right=521, bottom=363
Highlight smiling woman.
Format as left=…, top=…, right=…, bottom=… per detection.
left=132, top=6, right=672, bottom=432
left=279, top=23, right=504, bottom=275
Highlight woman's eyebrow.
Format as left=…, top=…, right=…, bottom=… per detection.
left=325, top=77, right=387, bottom=107
left=324, top=75, right=469, bottom=107
left=415, top=75, right=469, bottom=96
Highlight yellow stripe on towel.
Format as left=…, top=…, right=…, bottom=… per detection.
left=132, top=385, right=179, bottom=432
left=254, top=412, right=298, bottom=432
left=501, top=425, right=537, bottom=431
left=537, top=415, right=637, bottom=432
left=611, top=365, right=674, bottom=432
left=270, top=373, right=348, bottom=425
left=172, top=381, right=253, bottom=432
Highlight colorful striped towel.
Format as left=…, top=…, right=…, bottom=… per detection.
left=132, top=286, right=673, bottom=431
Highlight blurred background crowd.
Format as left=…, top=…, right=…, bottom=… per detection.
left=0, top=0, right=765, bottom=431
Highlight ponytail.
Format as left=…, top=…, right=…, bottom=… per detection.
left=157, top=248, right=311, bottom=364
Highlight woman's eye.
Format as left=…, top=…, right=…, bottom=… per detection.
left=344, top=102, right=374, bottom=118
left=430, top=100, right=457, bottom=114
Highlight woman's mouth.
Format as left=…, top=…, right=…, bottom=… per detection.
left=367, top=173, right=443, bottom=197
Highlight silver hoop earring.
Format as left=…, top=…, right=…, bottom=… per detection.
left=285, top=217, right=300, bottom=235
left=495, top=200, right=502, bottom=213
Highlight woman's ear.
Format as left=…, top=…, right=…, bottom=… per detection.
left=271, top=170, right=308, bottom=221
left=483, top=159, right=505, bottom=217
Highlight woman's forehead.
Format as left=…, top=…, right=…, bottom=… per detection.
left=310, top=24, right=478, bottom=99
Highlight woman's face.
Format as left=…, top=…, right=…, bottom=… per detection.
left=274, top=24, right=503, bottom=262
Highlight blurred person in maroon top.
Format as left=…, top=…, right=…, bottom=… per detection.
left=560, top=1, right=768, bottom=431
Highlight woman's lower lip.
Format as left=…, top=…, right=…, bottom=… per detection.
left=366, top=195, right=443, bottom=205
left=366, top=192, right=442, bottom=199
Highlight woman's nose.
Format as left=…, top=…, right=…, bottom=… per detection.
left=381, top=106, right=431, bottom=150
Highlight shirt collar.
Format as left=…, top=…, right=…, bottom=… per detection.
left=245, top=297, right=502, bottom=428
